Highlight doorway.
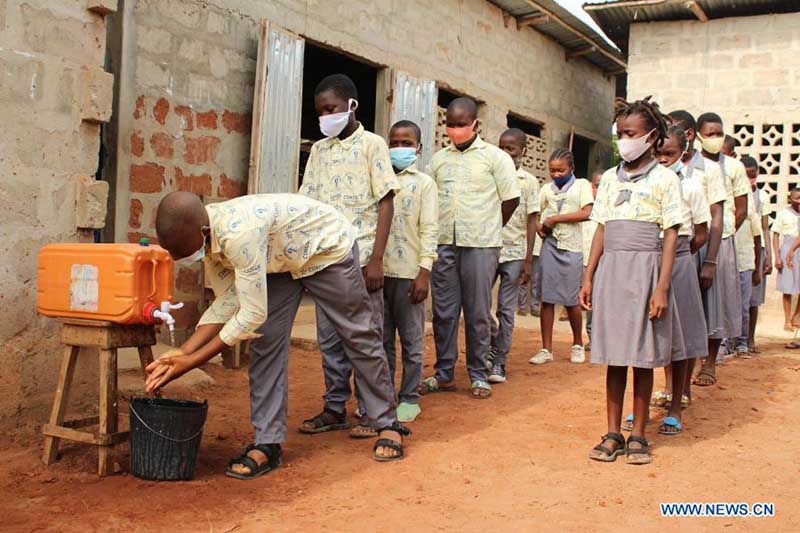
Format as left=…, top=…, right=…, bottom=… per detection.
left=571, top=133, right=594, bottom=180
left=299, top=43, right=380, bottom=183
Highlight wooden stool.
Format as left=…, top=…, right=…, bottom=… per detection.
left=42, top=319, right=156, bottom=476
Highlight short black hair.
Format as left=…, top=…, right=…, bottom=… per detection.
left=724, top=134, right=739, bottom=149
left=667, top=125, right=688, bottom=152
left=741, top=155, right=758, bottom=169
left=315, top=74, right=358, bottom=101
left=668, top=110, right=696, bottom=132
left=697, top=112, right=723, bottom=130
left=390, top=120, right=422, bottom=144
left=447, top=97, right=478, bottom=120
left=500, top=128, right=527, bottom=147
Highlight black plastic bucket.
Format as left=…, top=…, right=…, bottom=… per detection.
left=129, top=397, right=207, bottom=481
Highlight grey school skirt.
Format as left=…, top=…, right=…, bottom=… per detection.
left=777, top=237, right=800, bottom=295
left=697, top=236, right=741, bottom=339
left=589, top=220, right=684, bottom=369
left=671, top=237, right=708, bottom=360
left=750, top=248, right=768, bottom=306
left=540, top=236, right=582, bottom=306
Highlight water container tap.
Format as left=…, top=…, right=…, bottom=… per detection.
left=152, top=301, right=184, bottom=345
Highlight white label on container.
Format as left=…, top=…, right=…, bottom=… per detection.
left=69, top=264, right=99, bottom=312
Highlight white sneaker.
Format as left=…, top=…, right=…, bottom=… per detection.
left=529, top=349, right=553, bottom=365
left=570, top=344, right=586, bottom=364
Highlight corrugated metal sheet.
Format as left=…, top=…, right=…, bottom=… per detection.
left=391, top=72, right=438, bottom=171
left=584, top=0, right=800, bottom=52
left=489, top=0, right=627, bottom=72
left=256, top=28, right=304, bottom=194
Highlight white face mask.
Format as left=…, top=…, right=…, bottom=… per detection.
left=617, top=129, right=655, bottom=163
left=669, top=159, right=685, bottom=175
left=319, top=98, right=358, bottom=138
left=175, top=228, right=208, bottom=266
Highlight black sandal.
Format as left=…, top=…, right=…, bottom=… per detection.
left=225, top=443, right=281, bottom=480
left=373, top=422, right=411, bottom=462
left=298, top=409, right=350, bottom=434
left=626, top=435, right=652, bottom=465
left=588, top=432, right=625, bottom=462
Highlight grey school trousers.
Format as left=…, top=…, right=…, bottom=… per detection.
left=518, top=255, right=541, bottom=313
left=735, top=270, right=754, bottom=349
left=247, top=247, right=396, bottom=443
left=318, top=268, right=385, bottom=416
left=490, top=260, right=524, bottom=366
left=383, top=277, right=424, bottom=404
left=432, top=244, right=500, bottom=383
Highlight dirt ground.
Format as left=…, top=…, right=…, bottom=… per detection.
left=1, top=323, right=799, bottom=532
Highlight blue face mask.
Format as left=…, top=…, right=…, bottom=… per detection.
left=669, top=159, right=685, bottom=175
left=389, top=147, right=418, bottom=171
left=553, top=174, right=572, bottom=188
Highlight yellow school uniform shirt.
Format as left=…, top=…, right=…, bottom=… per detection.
left=500, top=168, right=541, bottom=263
left=676, top=168, right=711, bottom=237
left=539, top=178, right=594, bottom=253
left=755, top=188, right=771, bottom=217
left=300, top=123, right=399, bottom=267
left=703, top=156, right=751, bottom=238
left=770, top=207, right=800, bottom=240
left=430, top=135, right=520, bottom=248
left=582, top=220, right=598, bottom=267
left=198, top=194, right=355, bottom=346
left=384, top=164, right=439, bottom=279
left=591, top=164, right=683, bottom=230
left=735, top=189, right=763, bottom=272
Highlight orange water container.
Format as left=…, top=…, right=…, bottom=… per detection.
left=37, top=240, right=175, bottom=324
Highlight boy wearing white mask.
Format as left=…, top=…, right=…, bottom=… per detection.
left=298, top=74, right=400, bottom=437
left=382, top=120, right=439, bottom=422
left=692, top=112, right=750, bottom=387
left=420, top=97, right=520, bottom=400
left=146, top=192, right=409, bottom=476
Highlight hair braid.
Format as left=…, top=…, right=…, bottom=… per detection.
left=549, top=147, right=575, bottom=170
left=613, top=95, right=670, bottom=150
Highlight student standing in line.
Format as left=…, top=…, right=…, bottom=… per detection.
left=146, top=192, right=409, bottom=476
left=518, top=229, right=543, bottom=317
left=297, top=74, right=399, bottom=436
left=582, top=171, right=602, bottom=352
left=692, top=112, right=750, bottom=387
left=722, top=135, right=740, bottom=158
left=382, top=120, right=438, bottom=422
left=420, top=97, right=520, bottom=400
left=583, top=97, right=683, bottom=465
left=742, top=156, right=772, bottom=352
left=772, top=187, right=800, bottom=335
left=487, top=128, right=541, bottom=383
left=667, top=110, right=726, bottom=397
left=733, top=162, right=763, bottom=358
left=529, top=149, right=593, bottom=366
left=647, top=125, right=709, bottom=436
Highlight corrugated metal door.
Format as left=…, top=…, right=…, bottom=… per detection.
left=248, top=21, right=304, bottom=194
left=390, top=72, right=437, bottom=171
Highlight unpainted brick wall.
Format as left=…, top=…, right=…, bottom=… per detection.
left=0, top=0, right=113, bottom=437
left=112, top=0, right=617, bottom=338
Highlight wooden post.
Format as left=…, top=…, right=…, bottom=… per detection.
left=97, top=348, right=118, bottom=476
left=42, top=346, right=80, bottom=464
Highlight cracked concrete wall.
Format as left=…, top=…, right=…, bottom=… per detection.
left=0, top=0, right=114, bottom=438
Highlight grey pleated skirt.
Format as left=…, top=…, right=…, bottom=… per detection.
left=540, top=236, right=582, bottom=306
left=750, top=248, right=767, bottom=306
left=777, top=238, right=800, bottom=295
left=697, top=237, right=742, bottom=339
left=590, top=220, right=684, bottom=369
left=671, top=237, right=708, bottom=360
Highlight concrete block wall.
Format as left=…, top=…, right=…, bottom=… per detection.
left=112, top=0, right=616, bottom=340
left=0, top=0, right=113, bottom=436
left=627, top=13, right=800, bottom=215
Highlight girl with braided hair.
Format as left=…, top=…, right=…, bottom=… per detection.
left=529, top=148, right=594, bottom=366
left=581, top=96, right=684, bottom=465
